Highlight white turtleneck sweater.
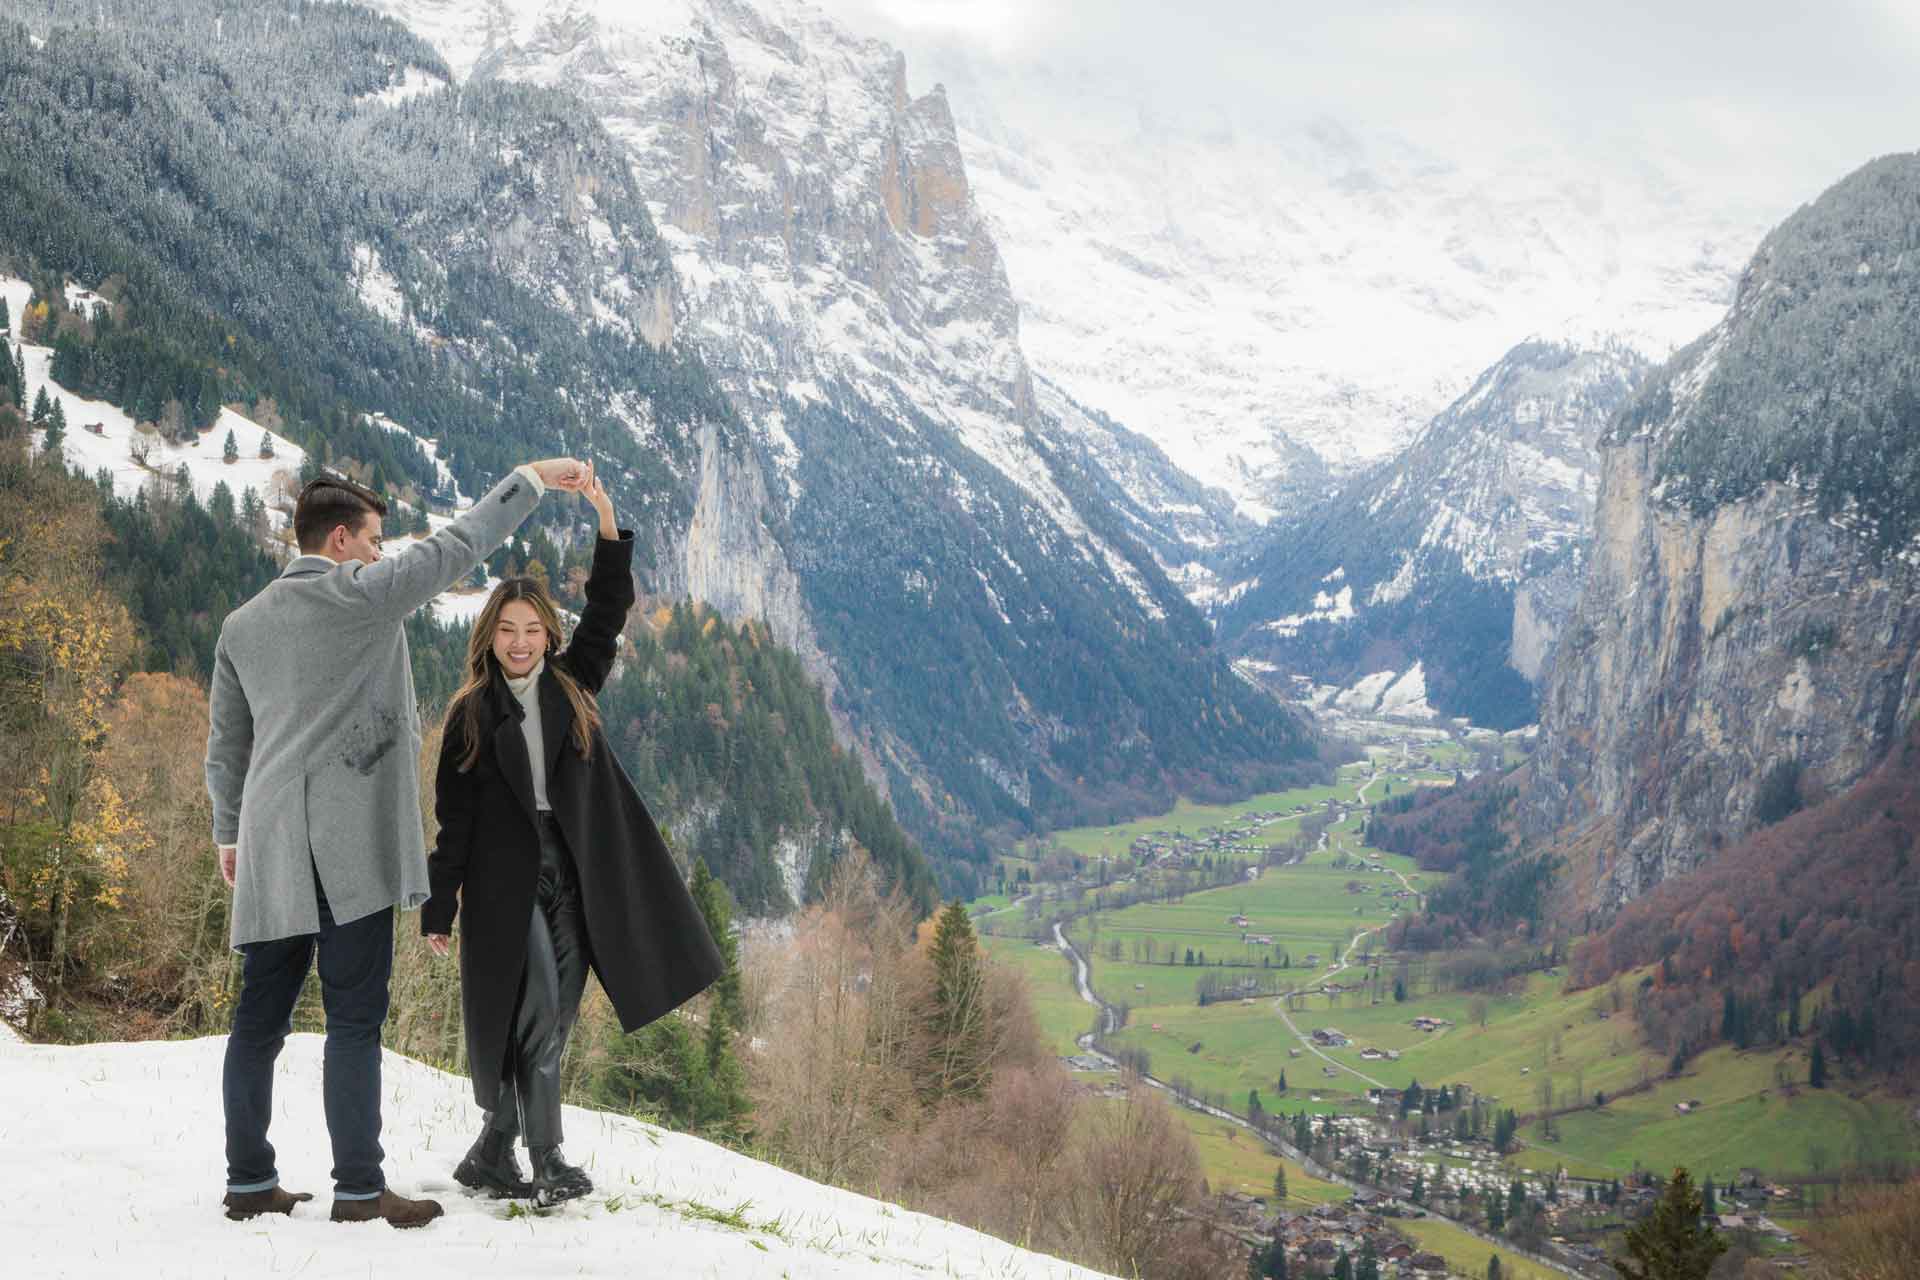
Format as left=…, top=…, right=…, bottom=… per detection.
left=505, top=658, right=551, bottom=812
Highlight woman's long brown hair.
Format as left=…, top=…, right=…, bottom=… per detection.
left=445, top=577, right=603, bottom=772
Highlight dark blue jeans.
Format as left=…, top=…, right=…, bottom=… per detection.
left=223, top=870, right=392, bottom=1198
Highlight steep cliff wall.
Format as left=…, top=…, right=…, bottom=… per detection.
left=1525, top=155, right=1920, bottom=912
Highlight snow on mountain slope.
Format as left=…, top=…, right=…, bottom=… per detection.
left=1218, top=339, right=1649, bottom=728
left=798, top=17, right=1768, bottom=517
left=5, top=277, right=308, bottom=512
left=0, top=1035, right=1112, bottom=1279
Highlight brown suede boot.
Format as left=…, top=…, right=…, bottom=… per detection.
left=222, top=1186, right=315, bottom=1220
left=329, top=1189, right=445, bottom=1229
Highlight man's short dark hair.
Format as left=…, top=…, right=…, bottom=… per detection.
left=294, top=474, right=388, bottom=552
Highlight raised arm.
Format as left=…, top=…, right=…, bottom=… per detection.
left=205, top=629, right=254, bottom=883
left=557, top=474, right=635, bottom=695
left=353, top=460, right=585, bottom=621
left=421, top=713, right=481, bottom=941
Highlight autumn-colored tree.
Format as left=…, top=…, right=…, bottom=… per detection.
left=1068, top=1077, right=1204, bottom=1277
left=747, top=848, right=918, bottom=1187
left=0, top=446, right=140, bottom=1006
left=1804, top=1179, right=1920, bottom=1280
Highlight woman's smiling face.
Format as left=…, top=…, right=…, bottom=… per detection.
left=493, top=599, right=547, bottom=677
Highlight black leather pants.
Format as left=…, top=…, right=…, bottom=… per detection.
left=484, top=813, right=589, bottom=1149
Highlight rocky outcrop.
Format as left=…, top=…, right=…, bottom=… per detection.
left=1525, top=156, right=1920, bottom=913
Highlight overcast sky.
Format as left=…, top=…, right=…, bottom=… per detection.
left=819, top=0, right=1920, bottom=209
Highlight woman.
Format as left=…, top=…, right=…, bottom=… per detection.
left=422, top=471, right=725, bottom=1204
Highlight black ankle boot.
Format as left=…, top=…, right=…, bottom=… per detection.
left=454, top=1127, right=534, bottom=1199
left=530, top=1145, right=593, bottom=1205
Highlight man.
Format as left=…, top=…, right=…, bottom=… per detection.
left=206, top=457, right=587, bottom=1228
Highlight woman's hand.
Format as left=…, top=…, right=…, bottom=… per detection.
left=584, top=466, right=617, bottom=539
left=426, top=934, right=451, bottom=957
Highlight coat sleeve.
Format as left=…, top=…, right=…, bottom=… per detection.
left=205, top=630, right=253, bottom=846
left=351, top=469, right=545, bottom=622
left=421, top=715, right=479, bottom=936
left=557, top=531, right=636, bottom=695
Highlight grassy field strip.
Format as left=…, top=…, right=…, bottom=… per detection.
left=1392, top=1217, right=1566, bottom=1280
left=1172, top=1106, right=1348, bottom=1205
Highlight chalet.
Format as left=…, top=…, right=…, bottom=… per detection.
left=1310, top=1029, right=1350, bottom=1047
left=1406, top=1252, right=1450, bottom=1277
left=1359, top=1048, right=1386, bottom=1061
left=1289, top=1048, right=1304, bottom=1058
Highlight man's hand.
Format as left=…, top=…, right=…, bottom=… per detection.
left=529, top=458, right=589, bottom=492
left=218, top=844, right=238, bottom=888
left=425, top=934, right=451, bottom=958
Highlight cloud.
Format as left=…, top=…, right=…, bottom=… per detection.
left=820, top=0, right=1920, bottom=205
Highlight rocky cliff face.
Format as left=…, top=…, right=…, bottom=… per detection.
left=366, top=0, right=1315, bottom=876
left=1216, top=340, right=1647, bottom=728
left=1525, top=155, right=1920, bottom=911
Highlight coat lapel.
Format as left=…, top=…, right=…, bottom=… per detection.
left=488, top=678, right=540, bottom=825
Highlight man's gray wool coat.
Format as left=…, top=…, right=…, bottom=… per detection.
left=206, top=470, right=543, bottom=948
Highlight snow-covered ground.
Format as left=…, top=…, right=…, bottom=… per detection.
left=4, top=277, right=307, bottom=516
left=0, top=1035, right=1113, bottom=1279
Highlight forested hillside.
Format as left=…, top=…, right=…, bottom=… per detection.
left=1573, top=724, right=1920, bottom=1077
left=0, top=2, right=724, bottom=548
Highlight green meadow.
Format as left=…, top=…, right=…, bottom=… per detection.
left=1392, top=1218, right=1565, bottom=1280
left=980, top=750, right=1920, bottom=1200
left=1172, top=1105, right=1349, bottom=1205
left=983, top=933, right=1097, bottom=1059
left=1510, top=1043, right=1917, bottom=1182
left=1047, top=765, right=1374, bottom=861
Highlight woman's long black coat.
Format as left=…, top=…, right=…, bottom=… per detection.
left=421, top=532, right=724, bottom=1108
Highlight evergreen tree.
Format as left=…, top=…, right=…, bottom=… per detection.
left=32, top=385, right=51, bottom=424
left=43, top=398, right=65, bottom=453
left=1614, top=1168, right=1728, bottom=1280
left=223, top=428, right=239, bottom=463
left=1, top=294, right=9, bottom=332
left=1702, top=1177, right=1717, bottom=1217
left=12, top=344, right=25, bottom=403
left=1273, top=1163, right=1287, bottom=1201
left=209, top=480, right=236, bottom=527
left=1278, top=1069, right=1287, bottom=1093
left=688, top=856, right=750, bottom=1139
left=1488, top=1189, right=1506, bottom=1231
left=925, top=900, right=991, bottom=1102
left=1333, top=1250, right=1353, bottom=1280
left=1249, top=1235, right=1288, bottom=1280
left=1356, top=1237, right=1380, bottom=1280
left=1488, top=1256, right=1504, bottom=1280
left=1810, top=1043, right=1827, bottom=1088
left=258, top=430, right=274, bottom=459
